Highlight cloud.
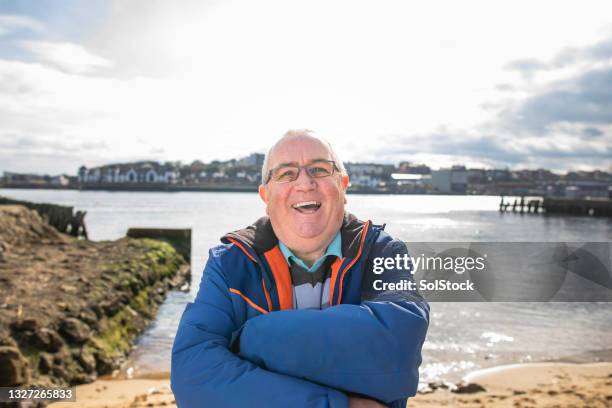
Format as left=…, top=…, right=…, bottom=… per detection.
left=0, top=133, right=109, bottom=154
left=0, top=14, right=43, bottom=36
left=582, top=127, right=604, bottom=138
left=20, top=40, right=113, bottom=74
left=511, top=67, right=612, bottom=134
left=505, top=37, right=612, bottom=78
left=356, top=130, right=611, bottom=172
left=0, top=132, right=111, bottom=175
left=491, top=35, right=612, bottom=171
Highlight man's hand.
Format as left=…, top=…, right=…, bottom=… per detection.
left=348, top=396, right=386, bottom=408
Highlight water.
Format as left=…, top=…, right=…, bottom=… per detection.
left=2, top=188, right=611, bottom=383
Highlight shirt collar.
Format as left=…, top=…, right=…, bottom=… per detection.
left=278, top=231, right=342, bottom=273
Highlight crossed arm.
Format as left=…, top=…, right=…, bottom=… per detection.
left=171, top=241, right=429, bottom=408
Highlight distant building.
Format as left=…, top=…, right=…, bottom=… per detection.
left=237, top=153, right=265, bottom=169
left=391, top=173, right=430, bottom=193
left=564, top=181, right=611, bottom=199
left=1, top=172, right=71, bottom=187
left=398, top=162, right=431, bottom=174
left=50, top=175, right=70, bottom=186
left=78, top=162, right=179, bottom=184
left=430, top=166, right=467, bottom=193
left=2, top=172, right=48, bottom=185
left=467, top=168, right=486, bottom=184
left=346, top=162, right=395, bottom=188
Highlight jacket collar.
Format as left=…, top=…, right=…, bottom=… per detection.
left=221, top=212, right=369, bottom=259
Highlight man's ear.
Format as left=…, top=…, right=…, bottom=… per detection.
left=258, top=184, right=268, bottom=203
left=341, top=174, right=349, bottom=190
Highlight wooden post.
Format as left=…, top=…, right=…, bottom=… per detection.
left=70, top=210, right=88, bottom=239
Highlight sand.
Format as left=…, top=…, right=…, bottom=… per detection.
left=49, top=362, right=612, bottom=408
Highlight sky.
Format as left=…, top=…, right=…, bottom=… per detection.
left=0, top=0, right=611, bottom=175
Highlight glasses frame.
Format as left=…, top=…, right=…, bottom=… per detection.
left=265, top=159, right=340, bottom=184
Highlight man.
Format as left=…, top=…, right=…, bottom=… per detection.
left=171, top=130, right=429, bottom=408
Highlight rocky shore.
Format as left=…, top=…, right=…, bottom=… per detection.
left=0, top=205, right=190, bottom=388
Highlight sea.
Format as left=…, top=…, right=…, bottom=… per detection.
left=2, top=188, right=611, bottom=384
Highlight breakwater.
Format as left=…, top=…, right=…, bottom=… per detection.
left=0, top=205, right=190, bottom=388
left=499, top=195, right=612, bottom=217
left=0, top=195, right=88, bottom=238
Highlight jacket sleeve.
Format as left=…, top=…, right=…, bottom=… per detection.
left=238, top=234, right=429, bottom=404
left=171, top=248, right=349, bottom=408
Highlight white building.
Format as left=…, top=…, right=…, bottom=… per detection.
left=78, top=162, right=179, bottom=184
left=345, top=163, right=394, bottom=188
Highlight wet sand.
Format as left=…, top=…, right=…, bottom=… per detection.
left=49, top=362, right=612, bottom=407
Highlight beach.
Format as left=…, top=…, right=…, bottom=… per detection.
left=49, top=362, right=612, bottom=407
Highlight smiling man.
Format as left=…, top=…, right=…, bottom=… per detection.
left=171, top=130, right=429, bottom=408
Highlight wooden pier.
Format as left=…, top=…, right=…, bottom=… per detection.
left=541, top=197, right=612, bottom=217
left=499, top=196, right=612, bottom=217
left=499, top=196, right=542, bottom=214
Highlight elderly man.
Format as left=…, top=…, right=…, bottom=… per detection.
left=171, top=130, right=429, bottom=408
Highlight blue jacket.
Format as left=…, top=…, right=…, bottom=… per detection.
left=171, top=213, right=429, bottom=407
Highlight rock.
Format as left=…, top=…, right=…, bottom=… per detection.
left=100, top=298, right=122, bottom=316
left=129, top=278, right=144, bottom=294
left=78, top=309, right=99, bottom=330
left=34, top=328, right=64, bottom=352
left=452, top=382, right=487, bottom=394
left=93, top=350, right=114, bottom=375
left=0, top=346, right=30, bottom=386
left=10, top=318, right=39, bottom=332
left=90, top=304, right=104, bottom=318
left=70, top=373, right=96, bottom=385
left=51, top=365, right=70, bottom=381
left=59, top=318, right=91, bottom=344
left=428, top=380, right=457, bottom=392
left=0, top=335, right=17, bottom=348
left=10, top=320, right=64, bottom=353
left=38, top=353, right=53, bottom=374
left=152, top=291, right=164, bottom=304
left=76, top=349, right=96, bottom=373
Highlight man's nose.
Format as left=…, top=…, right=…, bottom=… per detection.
left=293, top=167, right=317, bottom=191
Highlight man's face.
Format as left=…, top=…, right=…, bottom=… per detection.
left=259, top=136, right=349, bottom=254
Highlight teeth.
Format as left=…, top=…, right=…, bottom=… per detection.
left=292, top=201, right=320, bottom=209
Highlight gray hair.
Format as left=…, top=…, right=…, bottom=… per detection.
left=261, top=129, right=347, bottom=184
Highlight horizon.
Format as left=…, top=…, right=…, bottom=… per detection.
left=1, top=1, right=611, bottom=175
left=3, top=154, right=610, bottom=179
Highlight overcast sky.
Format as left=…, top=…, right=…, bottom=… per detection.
left=1, top=0, right=611, bottom=175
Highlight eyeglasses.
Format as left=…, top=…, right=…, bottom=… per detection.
left=266, top=160, right=339, bottom=184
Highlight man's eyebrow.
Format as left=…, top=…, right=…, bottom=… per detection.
left=273, top=158, right=330, bottom=168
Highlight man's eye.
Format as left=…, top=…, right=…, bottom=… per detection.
left=309, top=166, right=331, bottom=176
left=277, top=169, right=297, bottom=180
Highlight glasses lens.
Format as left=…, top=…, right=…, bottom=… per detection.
left=272, top=166, right=299, bottom=182
left=306, top=161, right=334, bottom=178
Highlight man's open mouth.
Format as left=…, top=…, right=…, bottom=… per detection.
left=291, top=201, right=322, bottom=214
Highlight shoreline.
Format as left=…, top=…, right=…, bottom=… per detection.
left=48, top=361, right=612, bottom=407
left=0, top=205, right=190, bottom=388
left=1, top=185, right=513, bottom=196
